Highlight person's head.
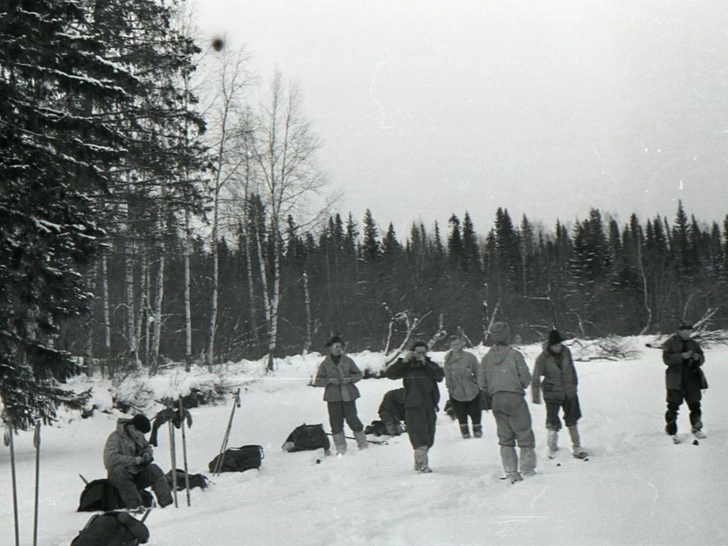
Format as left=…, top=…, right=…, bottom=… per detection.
left=677, top=322, right=693, bottom=340
left=489, top=322, right=511, bottom=346
left=326, top=335, right=345, bottom=356
left=127, top=414, right=151, bottom=437
left=547, top=330, right=565, bottom=353
left=411, top=340, right=428, bottom=361
left=448, top=335, right=463, bottom=352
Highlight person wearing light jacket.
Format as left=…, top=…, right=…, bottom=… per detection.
left=444, top=335, right=483, bottom=439
left=479, top=322, right=536, bottom=483
left=103, top=414, right=173, bottom=509
left=532, top=330, right=587, bottom=459
left=314, top=335, right=367, bottom=454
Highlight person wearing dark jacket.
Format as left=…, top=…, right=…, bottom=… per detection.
left=385, top=340, right=444, bottom=473
left=532, top=330, right=587, bottom=459
left=661, top=322, right=707, bottom=439
left=103, top=414, right=173, bottom=509
left=378, top=387, right=406, bottom=435
left=314, top=335, right=367, bottom=454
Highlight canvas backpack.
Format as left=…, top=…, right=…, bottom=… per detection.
left=77, top=478, right=154, bottom=512
left=166, top=468, right=209, bottom=491
left=364, top=420, right=388, bottom=436
left=281, top=423, right=331, bottom=453
left=70, top=510, right=149, bottom=546
left=208, top=444, right=264, bottom=473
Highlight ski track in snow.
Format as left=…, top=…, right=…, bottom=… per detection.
left=1, top=337, right=727, bottom=545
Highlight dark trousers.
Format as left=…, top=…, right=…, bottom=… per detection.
left=545, top=395, right=582, bottom=430
left=405, top=404, right=437, bottom=449
left=327, top=401, right=364, bottom=434
left=665, top=389, right=702, bottom=431
left=108, top=463, right=170, bottom=509
left=450, top=396, right=482, bottom=426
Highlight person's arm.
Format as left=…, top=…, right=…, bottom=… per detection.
left=314, top=360, right=338, bottom=387
left=514, top=349, right=532, bottom=388
left=662, top=337, right=688, bottom=367
left=342, top=358, right=363, bottom=384
left=426, top=358, right=445, bottom=382
left=104, top=433, right=140, bottom=469
left=531, top=355, right=543, bottom=404
left=385, top=358, right=407, bottom=380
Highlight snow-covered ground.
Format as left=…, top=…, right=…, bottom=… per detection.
left=2, top=337, right=727, bottom=546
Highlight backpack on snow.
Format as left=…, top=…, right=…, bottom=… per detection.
left=166, top=468, right=209, bottom=491
left=70, top=510, right=150, bottom=546
left=77, top=478, right=154, bottom=512
left=364, top=420, right=388, bottom=436
left=281, top=423, right=330, bottom=453
left=208, top=444, right=264, bottom=473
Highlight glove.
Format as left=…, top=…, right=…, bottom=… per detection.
left=133, top=456, right=144, bottom=466
left=340, top=377, right=352, bottom=385
left=681, top=351, right=693, bottom=360
left=692, top=353, right=701, bottom=361
left=328, top=378, right=341, bottom=385
left=142, top=452, right=153, bottom=465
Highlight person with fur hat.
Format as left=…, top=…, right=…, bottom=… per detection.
left=314, top=335, right=368, bottom=454
left=661, top=321, right=708, bottom=440
left=444, top=334, right=483, bottom=439
left=532, top=330, right=587, bottom=459
left=479, top=322, right=536, bottom=483
left=385, top=340, right=444, bottom=473
left=103, top=413, right=173, bottom=509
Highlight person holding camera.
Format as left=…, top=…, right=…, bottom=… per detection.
left=444, top=334, right=483, bottom=439
left=385, top=340, right=444, bottom=472
left=103, top=414, right=173, bottom=509
left=661, top=322, right=708, bottom=439
left=314, top=335, right=368, bottom=454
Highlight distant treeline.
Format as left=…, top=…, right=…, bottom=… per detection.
left=60, top=200, right=728, bottom=366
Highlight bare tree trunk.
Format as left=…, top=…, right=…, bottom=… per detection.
left=183, top=211, right=193, bottom=372
left=124, top=238, right=139, bottom=365
left=267, top=233, right=282, bottom=371
left=83, top=265, right=96, bottom=376
left=302, top=270, right=312, bottom=354
left=137, top=247, right=149, bottom=367
left=637, top=244, right=653, bottom=335
left=150, top=238, right=165, bottom=371
left=100, top=253, right=111, bottom=357
left=207, top=236, right=219, bottom=372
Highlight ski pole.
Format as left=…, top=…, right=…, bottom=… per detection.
left=179, top=398, right=191, bottom=507
left=33, top=421, right=41, bottom=546
left=168, top=421, right=178, bottom=508
left=214, top=387, right=241, bottom=475
left=4, top=421, right=20, bottom=546
left=324, top=432, right=388, bottom=445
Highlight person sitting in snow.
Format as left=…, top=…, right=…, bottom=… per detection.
left=661, top=321, right=708, bottom=439
left=377, top=387, right=406, bottom=436
left=385, top=340, right=444, bottom=473
left=531, top=330, right=588, bottom=459
left=103, top=414, right=173, bottom=509
left=444, top=334, right=483, bottom=439
left=314, top=335, right=368, bottom=455
left=479, top=322, right=536, bottom=483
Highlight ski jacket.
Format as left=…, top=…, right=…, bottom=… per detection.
left=385, top=356, right=444, bottom=408
left=314, top=354, right=363, bottom=402
left=478, top=345, right=532, bottom=396
left=661, top=334, right=705, bottom=391
left=531, top=344, right=578, bottom=403
left=444, top=349, right=480, bottom=402
left=103, top=419, right=153, bottom=475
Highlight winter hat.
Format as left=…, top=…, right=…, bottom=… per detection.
left=326, top=335, right=346, bottom=347
left=490, top=322, right=511, bottom=345
left=547, top=330, right=565, bottom=346
left=130, top=414, right=151, bottom=434
left=678, top=322, right=694, bottom=331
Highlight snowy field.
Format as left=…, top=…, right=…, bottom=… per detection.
left=2, top=337, right=728, bottom=546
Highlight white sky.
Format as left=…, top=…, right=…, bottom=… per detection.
left=195, top=0, right=728, bottom=236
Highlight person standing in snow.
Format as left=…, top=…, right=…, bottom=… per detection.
left=479, top=322, right=537, bottom=483
left=531, top=330, right=588, bottom=459
left=386, top=340, right=444, bottom=473
left=443, top=335, right=483, bottom=439
left=103, top=414, right=173, bottom=510
left=661, top=322, right=707, bottom=439
left=378, top=387, right=406, bottom=436
left=314, top=335, right=368, bottom=454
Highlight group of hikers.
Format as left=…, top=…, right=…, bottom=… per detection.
left=102, top=321, right=708, bottom=510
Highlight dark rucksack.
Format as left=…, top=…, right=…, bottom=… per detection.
left=208, top=445, right=264, bottom=473
left=364, top=420, right=388, bottom=436
left=70, top=510, right=149, bottom=546
left=77, top=478, right=154, bottom=512
left=165, top=468, right=209, bottom=491
left=281, top=423, right=330, bottom=453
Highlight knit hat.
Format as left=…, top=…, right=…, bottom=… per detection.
left=678, top=322, right=694, bottom=331
left=326, top=335, right=345, bottom=347
left=490, top=322, right=511, bottom=345
left=547, top=330, right=565, bottom=346
left=130, top=414, right=151, bottom=434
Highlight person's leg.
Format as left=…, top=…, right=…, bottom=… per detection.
left=544, top=402, right=562, bottom=456
left=450, top=398, right=471, bottom=438
left=509, top=396, right=536, bottom=475
left=327, top=401, right=347, bottom=454
left=135, top=464, right=173, bottom=508
left=107, top=466, right=143, bottom=509
left=343, top=401, right=368, bottom=449
left=563, top=396, right=586, bottom=457
left=492, top=393, right=519, bottom=481
left=405, top=406, right=430, bottom=471
left=467, top=396, right=484, bottom=437
left=665, top=389, right=683, bottom=435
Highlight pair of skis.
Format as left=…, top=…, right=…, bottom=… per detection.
left=4, top=420, right=42, bottom=546
left=166, top=398, right=193, bottom=507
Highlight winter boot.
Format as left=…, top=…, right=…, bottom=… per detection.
left=500, top=445, right=518, bottom=475
left=414, top=447, right=431, bottom=472
left=473, top=424, right=483, bottom=438
left=506, top=471, right=523, bottom=483
left=665, top=410, right=678, bottom=436
left=354, top=430, right=369, bottom=450
left=691, top=418, right=706, bottom=439
left=519, top=447, right=537, bottom=476
left=459, top=424, right=471, bottom=439
left=547, top=429, right=559, bottom=459
left=332, top=431, right=347, bottom=455
left=153, top=477, right=174, bottom=508
left=568, top=425, right=588, bottom=458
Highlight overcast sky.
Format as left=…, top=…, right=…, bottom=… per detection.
left=196, top=0, right=728, bottom=237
